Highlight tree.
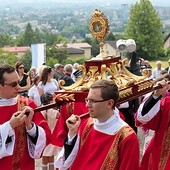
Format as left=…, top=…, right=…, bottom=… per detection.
left=0, top=49, right=18, bottom=65
left=83, top=37, right=99, bottom=57
left=34, top=28, right=42, bottom=44
left=41, top=31, right=58, bottom=46
left=17, top=23, right=35, bottom=46
left=0, top=34, right=15, bottom=47
left=106, top=32, right=116, bottom=41
left=124, top=0, right=165, bottom=60
left=47, top=47, right=68, bottom=64
left=19, top=51, right=32, bottom=71
left=165, top=47, right=170, bottom=58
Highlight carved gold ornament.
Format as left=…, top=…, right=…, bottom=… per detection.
left=89, top=9, right=109, bottom=42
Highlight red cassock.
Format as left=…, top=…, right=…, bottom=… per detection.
left=69, top=118, right=139, bottom=170
left=52, top=102, right=125, bottom=148
left=52, top=102, right=89, bottom=147
left=136, top=97, right=170, bottom=170
left=0, top=96, right=51, bottom=170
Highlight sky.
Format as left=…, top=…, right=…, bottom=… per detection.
left=0, top=0, right=169, bottom=7
left=120, top=0, right=169, bottom=6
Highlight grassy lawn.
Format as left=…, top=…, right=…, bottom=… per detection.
left=149, top=60, right=169, bottom=69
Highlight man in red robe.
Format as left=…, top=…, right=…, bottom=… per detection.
left=136, top=79, right=170, bottom=169
left=55, top=79, right=139, bottom=170
left=0, top=64, right=51, bottom=170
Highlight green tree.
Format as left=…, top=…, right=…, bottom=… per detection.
left=17, top=23, right=35, bottom=46
left=165, top=47, right=170, bottom=58
left=19, top=51, right=32, bottom=71
left=0, top=49, right=18, bottom=65
left=106, top=32, right=116, bottom=41
left=124, top=0, right=165, bottom=60
left=47, top=47, right=68, bottom=64
left=34, top=28, right=42, bottom=44
left=46, top=57, right=58, bottom=68
left=84, top=37, right=99, bottom=57
left=0, top=34, right=15, bottom=47
left=41, top=31, right=58, bottom=46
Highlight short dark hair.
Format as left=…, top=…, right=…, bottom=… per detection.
left=0, top=64, right=15, bottom=84
left=40, top=92, right=53, bottom=105
left=90, top=79, right=119, bottom=108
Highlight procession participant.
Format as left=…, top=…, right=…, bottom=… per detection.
left=55, top=79, right=139, bottom=170
left=136, top=79, right=170, bottom=169
left=0, top=64, right=51, bottom=170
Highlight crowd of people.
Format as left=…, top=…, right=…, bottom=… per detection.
left=0, top=58, right=170, bottom=170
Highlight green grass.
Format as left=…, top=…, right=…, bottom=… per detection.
left=149, top=60, right=169, bottom=69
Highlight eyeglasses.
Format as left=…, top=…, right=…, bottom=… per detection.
left=3, top=81, right=20, bottom=87
left=85, top=98, right=109, bottom=104
left=18, top=66, right=24, bottom=69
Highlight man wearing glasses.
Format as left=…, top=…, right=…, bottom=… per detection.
left=0, top=64, right=51, bottom=170
left=55, top=79, right=139, bottom=170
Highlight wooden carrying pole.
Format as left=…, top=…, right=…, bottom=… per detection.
left=28, top=83, right=163, bottom=117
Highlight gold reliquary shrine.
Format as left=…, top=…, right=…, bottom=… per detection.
left=54, top=9, right=154, bottom=104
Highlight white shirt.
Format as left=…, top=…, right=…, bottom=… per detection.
left=152, top=68, right=164, bottom=80
left=28, top=85, right=41, bottom=106
left=38, top=80, right=59, bottom=95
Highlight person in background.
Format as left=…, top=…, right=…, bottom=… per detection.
left=72, top=63, right=82, bottom=82
left=28, top=75, right=41, bottom=107
left=55, top=79, right=139, bottom=170
left=127, top=51, right=142, bottom=76
left=62, top=64, right=75, bottom=86
left=0, top=64, right=51, bottom=170
left=165, top=59, right=170, bottom=74
left=53, top=64, right=65, bottom=81
left=135, top=79, right=170, bottom=169
left=38, top=66, right=59, bottom=96
left=160, top=69, right=168, bottom=76
left=40, top=93, right=60, bottom=170
left=28, top=67, right=37, bottom=85
left=118, top=98, right=139, bottom=133
left=15, top=61, right=31, bottom=97
left=38, top=65, right=47, bottom=77
left=119, top=51, right=140, bottom=133
left=152, top=60, right=165, bottom=80
left=140, top=60, right=152, bottom=71
left=144, top=60, right=152, bottom=70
